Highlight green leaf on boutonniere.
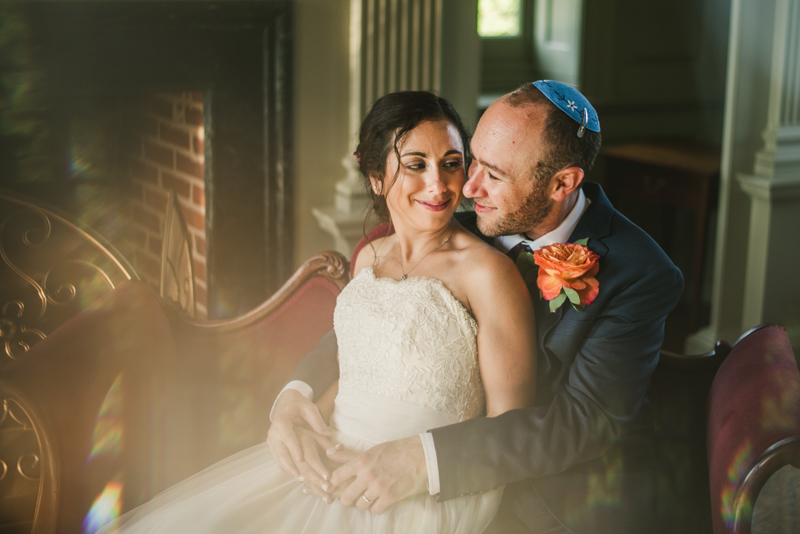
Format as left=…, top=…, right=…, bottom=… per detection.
left=516, top=251, right=539, bottom=286
left=549, top=293, right=567, bottom=313
left=563, top=287, right=580, bottom=305
left=515, top=251, right=535, bottom=272
left=571, top=303, right=586, bottom=312
left=573, top=238, right=589, bottom=246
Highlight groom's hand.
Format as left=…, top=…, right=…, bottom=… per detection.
left=267, top=390, right=331, bottom=479
left=328, top=436, right=428, bottom=514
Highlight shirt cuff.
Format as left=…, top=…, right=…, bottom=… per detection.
left=419, top=432, right=440, bottom=495
left=269, top=380, right=314, bottom=422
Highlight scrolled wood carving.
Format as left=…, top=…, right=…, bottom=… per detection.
left=172, top=251, right=349, bottom=332
left=0, top=193, right=137, bottom=368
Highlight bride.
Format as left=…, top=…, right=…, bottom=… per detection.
left=98, top=91, right=537, bottom=534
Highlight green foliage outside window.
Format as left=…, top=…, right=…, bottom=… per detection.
left=478, top=0, right=521, bottom=37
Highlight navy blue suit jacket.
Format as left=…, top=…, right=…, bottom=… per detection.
left=291, top=183, right=683, bottom=533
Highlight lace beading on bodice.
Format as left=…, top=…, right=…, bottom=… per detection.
left=334, top=268, right=484, bottom=421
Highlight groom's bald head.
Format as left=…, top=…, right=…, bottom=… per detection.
left=503, top=84, right=602, bottom=181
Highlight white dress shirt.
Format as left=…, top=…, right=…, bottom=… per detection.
left=271, top=189, right=590, bottom=496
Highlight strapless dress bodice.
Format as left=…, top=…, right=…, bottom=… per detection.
left=334, top=267, right=484, bottom=424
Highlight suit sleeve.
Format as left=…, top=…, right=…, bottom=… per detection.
left=430, top=263, right=683, bottom=499
left=290, top=329, right=340, bottom=399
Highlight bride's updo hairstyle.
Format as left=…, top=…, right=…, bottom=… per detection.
left=356, top=91, right=470, bottom=224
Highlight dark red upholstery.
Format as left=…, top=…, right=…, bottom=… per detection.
left=350, top=223, right=393, bottom=276
left=3, top=267, right=344, bottom=533
left=169, top=276, right=341, bottom=471
left=4, top=281, right=175, bottom=534
left=707, top=325, right=800, bottom=533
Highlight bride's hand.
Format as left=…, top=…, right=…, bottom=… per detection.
left=327, top=436, right=428, bottom=514
left=293, top=427, right=340, bottom=500
left=266, top=389, right=331, bottom=479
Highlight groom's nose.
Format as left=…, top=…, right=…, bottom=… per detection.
left=463, top=164, right=484, bottom=198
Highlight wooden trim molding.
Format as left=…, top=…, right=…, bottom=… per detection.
left=733, top=436, right=800, bottom=534
left=170, top=251, right=349, bottom=333
left=659, top=340, right=733, bottom=371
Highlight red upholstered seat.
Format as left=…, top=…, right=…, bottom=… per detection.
left=3, top=281, right=176, bottom=534
left=169, top=274, right=345, bottom=470
left=2, top=252, right=348, bottom=534
left=707, top=325, right=800, bottom=533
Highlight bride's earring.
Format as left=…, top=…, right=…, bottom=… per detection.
left=373, top=182, right=382, bottom=195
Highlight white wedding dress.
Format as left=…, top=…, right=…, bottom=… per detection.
left=99, top=267, right=502, bottom=533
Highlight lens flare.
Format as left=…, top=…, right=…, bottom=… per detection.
left=82, top=480, right=123, bottom=534
left=721, top=441, right=754, bottom=529
left=586, top=455, right=623, bottom=507
left=87, top=373, right=124, bottom=462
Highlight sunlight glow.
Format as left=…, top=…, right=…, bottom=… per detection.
left=82, top=481, right=123, bottom=534
left=87, top=373, right=124, bottom=462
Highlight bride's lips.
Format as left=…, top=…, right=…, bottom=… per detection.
left=416, top=198, right=452, bottom=212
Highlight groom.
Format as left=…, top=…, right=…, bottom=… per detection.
left=269, top=81, right=683, bottom=533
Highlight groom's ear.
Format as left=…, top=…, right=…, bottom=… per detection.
left=550, top=166, right=584, bottom=201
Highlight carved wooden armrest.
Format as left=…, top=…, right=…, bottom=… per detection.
left=168, top=251, right=349, bottom=332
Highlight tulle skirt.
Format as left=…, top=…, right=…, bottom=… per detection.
left=98, top=388, right=502, bottom=533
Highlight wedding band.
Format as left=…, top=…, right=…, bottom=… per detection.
left=303, top=481, right=309, bottom=489
left=361, top=494, right=374, bottom=505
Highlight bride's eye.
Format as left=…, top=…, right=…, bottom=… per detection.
left=442, top=159, right=463, bottom=170
left=406, top=161, right=426, bottom=171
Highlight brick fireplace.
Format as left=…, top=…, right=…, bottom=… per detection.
left=0, top=1, right=294, bottom=319
left=126, top=93, right=208, bottom=317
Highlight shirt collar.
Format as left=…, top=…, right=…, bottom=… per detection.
left=494, top=188, right=590, bottom=253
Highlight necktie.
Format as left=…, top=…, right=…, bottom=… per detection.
left=507, top=241, right=533, bottom=262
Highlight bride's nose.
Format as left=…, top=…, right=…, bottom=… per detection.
left=424, top=168, right=447, bottom=194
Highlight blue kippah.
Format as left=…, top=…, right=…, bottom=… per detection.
left=532, top=80, right=600, bottom=136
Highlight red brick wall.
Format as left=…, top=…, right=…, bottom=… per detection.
left=126, top=92, right=207, bottom=318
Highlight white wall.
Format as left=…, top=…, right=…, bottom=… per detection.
left=292, top=0, right=351, bottom=266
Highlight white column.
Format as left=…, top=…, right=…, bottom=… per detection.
left=687, top=0, right=800, bottom=353
left=737, top=0, right=800, bottom=347
left=312, top=0, right=478, bottom=258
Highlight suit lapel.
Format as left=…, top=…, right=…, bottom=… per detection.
left=536, top=183, right=614, bottom=340
left=568, top=182, right=612, bottom=257
left=535, top=293, right=564, bottom=339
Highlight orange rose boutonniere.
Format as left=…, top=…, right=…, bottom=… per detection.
left=533, top=239, right=600, bottom=313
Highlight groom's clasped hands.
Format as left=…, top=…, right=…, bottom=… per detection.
left=267, top=390, right=429, bottom=513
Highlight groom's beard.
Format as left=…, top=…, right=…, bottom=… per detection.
left=476, top=179, right=554, bottom=238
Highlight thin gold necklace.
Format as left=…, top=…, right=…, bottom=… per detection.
left=400, top=228, right=453, bottom=281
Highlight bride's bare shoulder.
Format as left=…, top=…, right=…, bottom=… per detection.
left=454, top=229, right=513, bottom=271
left=452, top=229, right=525, bottom=295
